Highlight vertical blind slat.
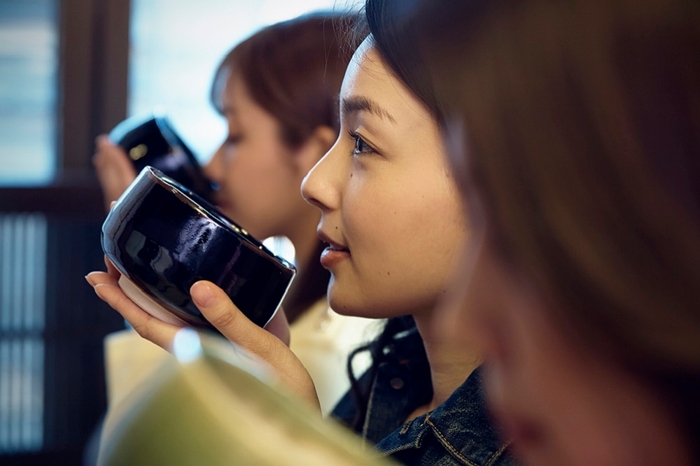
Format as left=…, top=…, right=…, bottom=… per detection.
left=0, top=214, right=46, bottom=453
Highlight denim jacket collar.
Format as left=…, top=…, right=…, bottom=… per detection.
left=332, top=326, right=515, bottom=465
left=375, top=368, right=512, bottom=465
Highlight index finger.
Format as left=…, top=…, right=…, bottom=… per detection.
left=91, top=278, right=182, bottom=351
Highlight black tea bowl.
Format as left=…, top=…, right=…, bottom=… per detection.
left=101, top=167, right=296, bottom=330
left=109, top=114, right=215, bottom=202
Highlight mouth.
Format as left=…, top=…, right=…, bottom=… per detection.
left=317, top=229, right=350, bottom=268
left=212, top=191, right=228, bottom=207
left=317, top=230, right=349, bottom=252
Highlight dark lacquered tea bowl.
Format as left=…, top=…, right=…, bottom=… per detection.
left=101, top=167, right=296, bottom=330
left=109, top=114, right=215, bottom=202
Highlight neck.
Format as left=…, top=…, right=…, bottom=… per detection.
left=412, top=309, right=481, bottom=414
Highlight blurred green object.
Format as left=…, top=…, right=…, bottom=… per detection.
left=97, top=329, right=395, bottom=466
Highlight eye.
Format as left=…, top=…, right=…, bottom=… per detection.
left=225, top=134, right=241, bottom=145
left=349, top=131, right=375, bottom=156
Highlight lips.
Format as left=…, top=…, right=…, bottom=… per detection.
left=317, top=230, right=349, bottom=253
left=324, top=242, right=349, bottom=252
left=317, top=229, right=350, bottom=268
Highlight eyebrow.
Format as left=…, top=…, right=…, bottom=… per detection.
left=340, top=96, right=397, bottom=124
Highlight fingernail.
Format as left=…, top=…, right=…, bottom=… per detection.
left=93, top=284, right=107, bottom=301
left=85, top=274, right=96, bottom=286
left=191, top=281, right=215, bottom=307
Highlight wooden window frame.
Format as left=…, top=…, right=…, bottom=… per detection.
left=0, top=0, right=131, bottom=218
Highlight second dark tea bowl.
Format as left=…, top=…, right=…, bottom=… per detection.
left=101, top=167, right=296, bottom=330
left=109, top=114, right=215, bottom=201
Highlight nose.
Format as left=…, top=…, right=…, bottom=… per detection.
left=301, top=139, right=343, bottom=213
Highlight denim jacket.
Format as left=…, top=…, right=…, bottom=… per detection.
left=332, top=327, right=516, bottom=466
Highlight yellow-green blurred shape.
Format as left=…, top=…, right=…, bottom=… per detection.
left=98, top=329, right=395, bottom=466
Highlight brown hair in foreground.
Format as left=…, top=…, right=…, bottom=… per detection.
left=414, top=0, right=700, bottom=457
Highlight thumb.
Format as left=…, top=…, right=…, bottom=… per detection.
left=190, top=280, right=320, bottom=409
left=190, top=281, right=268, bottom=352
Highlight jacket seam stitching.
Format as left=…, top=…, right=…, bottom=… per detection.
left=376, top=428, right=428, bottom=456
left=426, top=418, right=482, bottom=466
left=361, top=374, right=381, bottom=448
left=485, top=442, right=511, bottom=466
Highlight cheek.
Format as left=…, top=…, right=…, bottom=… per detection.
left=359, top=187, right=458, bottom=264
left=224, top=143, right=288, bottom=193
left=449, top=244, right=690, bottom=466
left=342, top=175, right=399, bottom=249
left=335, top=176, right=464, bottom=315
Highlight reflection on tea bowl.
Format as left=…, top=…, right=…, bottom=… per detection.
left=109, top=114, right=215, bottom=201
left=101, top=167, right=296, bottom=330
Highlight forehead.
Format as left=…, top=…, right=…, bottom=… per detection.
left=342, top=39, right=391, bottom=92
left=340, top=38, right=429, bottom=122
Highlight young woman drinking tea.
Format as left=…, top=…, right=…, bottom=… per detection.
left=88, top=1, right=516, bottom=463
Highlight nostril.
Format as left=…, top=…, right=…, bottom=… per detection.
left=303, top=194, right=326, bottom=211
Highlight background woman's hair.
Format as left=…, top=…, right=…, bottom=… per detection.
left=412, top=0, right=700, bottom=454
left=210, top=11, right=361, bottom=321
left=210, top=11, right=360, bottom=149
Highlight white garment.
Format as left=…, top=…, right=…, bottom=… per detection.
left=289, top=299, right=382, bottom=415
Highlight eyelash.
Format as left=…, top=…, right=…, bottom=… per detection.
left=348, top=131, right=376, bottom=156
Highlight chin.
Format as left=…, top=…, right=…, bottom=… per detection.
left=326, top=280, right=374, bottom=318
left=327, top=292, right=365, bottom=317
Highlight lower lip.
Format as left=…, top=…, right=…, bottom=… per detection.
left=319, top=247, right=350, bottom=268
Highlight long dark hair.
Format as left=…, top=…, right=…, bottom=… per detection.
left=209, top=12, right=361, bottom=322
left=413, top=0, right=700, bottom=458
left=344, top=0, right=443, bottom=430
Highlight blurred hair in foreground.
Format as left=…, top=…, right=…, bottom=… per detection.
left=400, top=0, right=700, bottom=463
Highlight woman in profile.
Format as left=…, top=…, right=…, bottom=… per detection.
left=407, top=0, right=700, bottom=464
left=89, top=1, right=518, bottom=464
